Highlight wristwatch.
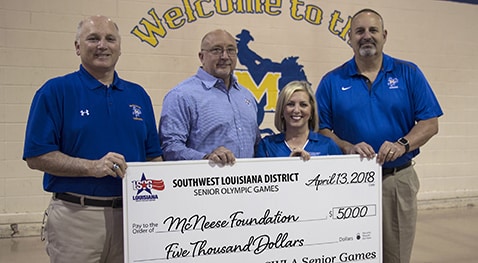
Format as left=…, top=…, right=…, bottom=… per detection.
left=397, top=137, right=410, bottom=153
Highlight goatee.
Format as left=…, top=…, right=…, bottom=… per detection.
left=359, top=46, right=377, bottom=57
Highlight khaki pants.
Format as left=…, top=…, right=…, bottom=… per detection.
left=382, top=165, right=419, bottom=263
left=43, top=197, right=124, bottom=263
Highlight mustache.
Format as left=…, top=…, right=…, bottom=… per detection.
left=359, top=39, right=375, bottom=46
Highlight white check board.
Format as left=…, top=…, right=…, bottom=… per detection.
left=123, top=155, right=382, bottom=263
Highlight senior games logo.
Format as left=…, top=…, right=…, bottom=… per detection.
left=131, top=173, right=165, bottom=202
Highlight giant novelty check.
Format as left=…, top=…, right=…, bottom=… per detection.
left=123, top=155, right=382, bottom=263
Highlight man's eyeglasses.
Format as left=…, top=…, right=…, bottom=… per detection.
left=202, top=47, right=237, bottom=57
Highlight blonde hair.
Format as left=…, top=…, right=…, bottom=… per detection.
left=274, top=80, right=319, bottom=132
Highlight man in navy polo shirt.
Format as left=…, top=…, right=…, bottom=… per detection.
left=23, top=15, right=162, bottom=262
left=316, top=9, right=443, bottom=263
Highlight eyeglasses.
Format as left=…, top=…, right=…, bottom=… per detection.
left=202, top=47, right=237, bottom=57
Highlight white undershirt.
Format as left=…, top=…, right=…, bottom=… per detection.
left=285, top=139, right=309, bottom=151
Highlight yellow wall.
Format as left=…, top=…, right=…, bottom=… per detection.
left=1, top=0, right=477, bottom=237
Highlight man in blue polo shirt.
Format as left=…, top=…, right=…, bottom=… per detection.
left=23, top=15, right=162, bottom=262
left=316, top=9, right=443, bottom=263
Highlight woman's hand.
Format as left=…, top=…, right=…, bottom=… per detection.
left=290, top=149, right=311, bottom=161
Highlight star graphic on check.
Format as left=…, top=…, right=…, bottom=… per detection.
left=136, top=174, right=153, bottom=195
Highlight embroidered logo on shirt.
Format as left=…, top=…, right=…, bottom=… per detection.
left=244, top=98, right=251, bottom=105
left=130, top=104, right=143, bottom=120
left=341, top=86, right=352, bottom=91
left=387, top=77, right=399, bottom=89
left=80, top=109, right=90, bottom=116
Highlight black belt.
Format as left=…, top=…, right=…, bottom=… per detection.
left=382, top=161, right=412, bottom=175
left=54, top=193, right=122, bottom=208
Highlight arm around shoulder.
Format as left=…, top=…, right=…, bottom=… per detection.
left=319, top=128, right=351, bottom=154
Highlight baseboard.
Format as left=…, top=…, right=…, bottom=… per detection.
left=0, top=212, right=44, bottom=238
left=418, top=196, right=478, bottom=210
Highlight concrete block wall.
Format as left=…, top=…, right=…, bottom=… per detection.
left=1, top=0, right=477, bottom=237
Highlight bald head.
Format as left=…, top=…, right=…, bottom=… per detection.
left=198, top=29, right=237, bottom=87
left=74, top=15, right=122, bottom=80
left=351, top=8, right=384, bottom=30
left=200, top=29, right=235, bottom=50
left=76, top=15, right=119, bottom=42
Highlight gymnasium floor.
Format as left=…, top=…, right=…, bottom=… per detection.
left=0, top=206, right=477, bottom=262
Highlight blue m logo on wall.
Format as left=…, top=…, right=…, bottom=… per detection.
left=234, top=29, right=308, bottom=135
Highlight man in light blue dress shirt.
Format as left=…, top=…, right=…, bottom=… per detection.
left=159, top=29, right=260, bottom=165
